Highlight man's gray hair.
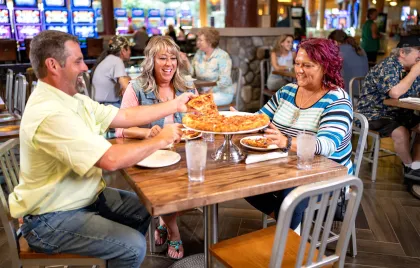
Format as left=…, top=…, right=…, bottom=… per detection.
left=390, top=47, right=413, bottom=58
left=29, top=30, right=78, bottom=79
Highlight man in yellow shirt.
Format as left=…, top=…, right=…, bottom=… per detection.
left=8, top=30, right=194, bottom=268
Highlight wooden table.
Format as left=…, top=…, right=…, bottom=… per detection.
left=193, top=79, right=217, bottom=88
left=116, top=135, right=347, bottom=267
left=384, top=98, right=420, bottom=111
left=0, top=96, right=5, bottom=110
left=272, top=70, right=296, bottom=79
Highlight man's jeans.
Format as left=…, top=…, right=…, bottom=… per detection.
left=21, top=187, right=151, bottom=268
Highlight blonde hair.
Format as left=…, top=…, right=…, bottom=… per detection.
left=272, top=34, right=294, bottom=55
left=197, top=27, right=220, bottom=48
left=138, top=36, right=193, bottom=93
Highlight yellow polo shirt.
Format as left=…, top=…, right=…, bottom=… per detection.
left=9, top=81, right=119, bottom=218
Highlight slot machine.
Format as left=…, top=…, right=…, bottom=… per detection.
left=0, top=0, right=13, bottom=39
left=114, top=8, right=128, bottom=34
left=131, top=8, right=145, bottom=31
left=43, top=0, right=70, bottom=33
left=147, top=9, right=161, bottom=35
left=164, top=9, right=176, bottom=28
left=290, top=6, right=306, bottom=39
left=70, top=0, right=97, bottom=48
left=13, top=0, right=42, bottom=50
left=180, top=9, right=193, bottom=29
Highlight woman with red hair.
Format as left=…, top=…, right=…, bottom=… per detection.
left=246, top=38, right=354, bottom=229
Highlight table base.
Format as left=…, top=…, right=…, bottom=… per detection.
left=211, top=134, right=245, bottom=163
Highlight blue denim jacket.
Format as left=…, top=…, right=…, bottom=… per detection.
left=131, top=79, right=194, bottom=128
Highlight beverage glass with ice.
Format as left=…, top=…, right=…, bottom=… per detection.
left=297, top=131, right=316, bottom=170
left=186, top=140, right=207, bottom=182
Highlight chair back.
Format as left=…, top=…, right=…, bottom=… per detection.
left=353, top=112, right=368, bottom=177
left=13, top=74, right=28, bottom=116
left=270, top=175, right=363, bottom=268
left=87, top=38, right=104, bottom=58
left=0, top=138, right=21, bottom=268
left=231, top=67, right=243, bottom=109
left=0, top=40, right=17, bottom=62
left=260, top=58, right=271, bottom=107
left=6, top=69, right=14, bottom=114
left=349, top=76, right=364, bottom=107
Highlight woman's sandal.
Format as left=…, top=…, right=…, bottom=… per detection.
left=167, top=240, right=184, bottom=260
left=154, top=225, right=168, bottom=246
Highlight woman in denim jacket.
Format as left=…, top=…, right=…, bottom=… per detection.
left=116, top=36, right=196, bottom=260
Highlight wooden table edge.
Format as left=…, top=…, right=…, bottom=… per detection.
left=125, top=165, right=348, bottom=216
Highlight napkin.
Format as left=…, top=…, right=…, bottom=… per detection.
left=400, top=97, right=420, bottom=104
left=245, top=152, right=288, bottom=164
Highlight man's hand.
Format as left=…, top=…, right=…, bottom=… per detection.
left=174, top=92, right=196, bottom=113
left=410, top=61, right=420, bottom=77
left=145, top=125, right=162, bottom=138
left=155, top=123, right=183, bottom=147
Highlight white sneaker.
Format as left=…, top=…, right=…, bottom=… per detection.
left=411, top=161, right=420, bottom=170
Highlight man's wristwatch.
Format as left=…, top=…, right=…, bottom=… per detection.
left=280, top=134, right=292, bottom=152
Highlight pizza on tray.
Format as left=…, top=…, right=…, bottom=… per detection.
left=242, top=137, right=273, bottom=148
left=184, top=93, right=270, bottom=132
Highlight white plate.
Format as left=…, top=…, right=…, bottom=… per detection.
left=181, top=128, right=202, bottom=141
left=136, top=150, right=181, bottom=168
left=183, top=111, right=269, bottom=135
left=240, top=135, right=280, bottom=151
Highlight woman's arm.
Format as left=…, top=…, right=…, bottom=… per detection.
left=215, top=53, right=233, bottom=89
left=315, top=98, right=353, bottom=157
left=270, top=51, right=290, bottom=72
left=371, top=23, right=379, bottom=39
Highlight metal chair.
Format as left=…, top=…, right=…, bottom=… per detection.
left=350, top=76, right=396, bottom=182
left=0, top=139, right=106, bottom=268
left=211, top=175, right=363, bottom=268
left=218, top=67, right=243, bottom=111
left=259, top=58, right=274, bottom=107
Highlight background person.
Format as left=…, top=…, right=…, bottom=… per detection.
left=181, top=27, right=234, bottom=106
left=9, top=30, right=194, bottom=268
left=245, top=38, right=353, bottom=229
left=266, top=34, right=296, bottom=91
left=91, top=36, right=132, bottom=107
left=116, top=36, right=196, bottom=259
left=357, top=36, right=420, bottom=175
left=132, top=26, right=149, bottom=56
left=360, top=8, right=380, bottom=63
left=328, top=30, right=369, bottom=94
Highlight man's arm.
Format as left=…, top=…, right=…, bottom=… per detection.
left=388, top=61, right=420, bottom=99
left=109, top=92, right=194, bottom=128
left=96, top=124, right=181, bottom=171
left=371, top=23, right=379, bottom=39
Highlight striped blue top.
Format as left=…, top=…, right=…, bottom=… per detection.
left=258, top=83, right=354, bottom=174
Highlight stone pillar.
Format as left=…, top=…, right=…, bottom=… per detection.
left=225, top=0, right=258, bottom=27
left=316, top=0, right=326, bottom=30
left=200, top=0, right=207, bottom=27
left=101, top=0, right=115, bottom=35
left=269, top=0, right=278, bottom=27
left=358, top=0, right=369, bottom=28
left=376, top=0, right=385, bottom=13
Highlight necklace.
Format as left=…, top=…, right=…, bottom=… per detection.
left=291, top=88, right=321, bottom=124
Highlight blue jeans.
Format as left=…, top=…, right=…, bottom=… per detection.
left=21, top=187, right=151, bottom=268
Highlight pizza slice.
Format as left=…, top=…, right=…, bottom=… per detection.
left=187, top=93, right=219, bottom=115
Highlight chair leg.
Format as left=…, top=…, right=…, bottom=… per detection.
left=371, top=136, right=380, bottom=182
left=350, top=223, right=357, bottom=257
left=262, top=213, right=268, bottom=229
left=148, top=217, right=157, bottom=253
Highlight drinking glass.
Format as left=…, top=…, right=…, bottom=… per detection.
left=297, top=131, right=316, bottom=170
left=186, top=140, right=207, bottom=182
left=202, top=133, right=215, bottom=142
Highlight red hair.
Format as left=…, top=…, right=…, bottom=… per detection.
left=298, top=38, right=344, bottom=90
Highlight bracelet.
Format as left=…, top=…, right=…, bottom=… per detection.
left=280, top=134, right=292, bottom=152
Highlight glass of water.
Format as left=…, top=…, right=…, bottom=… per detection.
left=297, top=131, right=316, bottom=170
left=186, top=140, right=208, bottom=182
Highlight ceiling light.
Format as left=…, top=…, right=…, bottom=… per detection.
left=372, top=0, right=376, bottom=4
left=390, top=1, right=397, bottom=6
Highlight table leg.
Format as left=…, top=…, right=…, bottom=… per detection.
left=204, top=204, right=219, bottom=268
